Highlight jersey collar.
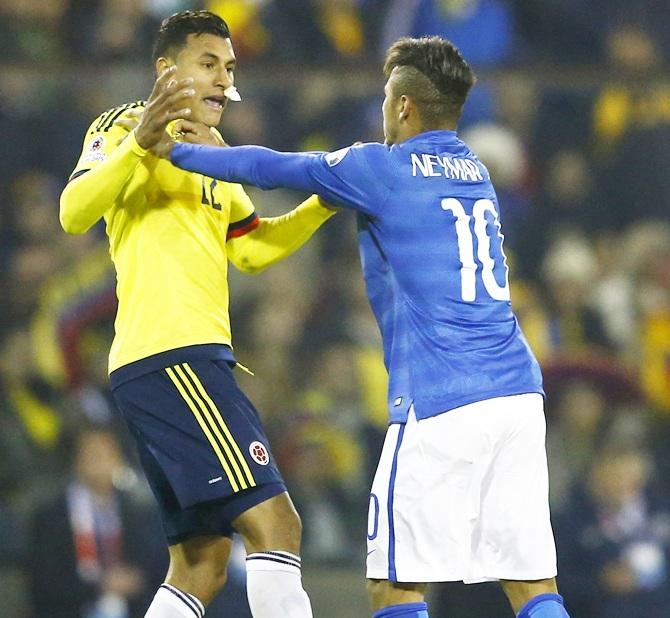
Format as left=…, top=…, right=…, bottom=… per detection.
left=400, top=129, right=460, bottom=146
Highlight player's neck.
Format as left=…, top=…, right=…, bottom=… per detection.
left=397, top=123, right=457, bottom=143
left=421, top=120, right=457, bottom=134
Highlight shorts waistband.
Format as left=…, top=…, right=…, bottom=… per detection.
left=110, top=344, right=236, bottom=390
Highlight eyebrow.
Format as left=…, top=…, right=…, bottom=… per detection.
left=199, top=52, right=236, bottom=67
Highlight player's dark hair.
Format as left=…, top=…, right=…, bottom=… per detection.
left=384, top=36, right=475, bottom=127
left=152, top=10, right=231, bottom=62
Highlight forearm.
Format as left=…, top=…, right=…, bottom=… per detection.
left=60, top=132, right=148, bottom=234
left=171, top=143, right=321, bottom=193
left=228, top=195, right=335, bottom=273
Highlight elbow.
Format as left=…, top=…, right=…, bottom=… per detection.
left=231, top=253, right=269, bottom=275
left=59, top=188, right=89, bottom=234
left=236, top=259, right=266, bottom=275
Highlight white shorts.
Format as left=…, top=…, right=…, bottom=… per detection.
left=366, top=393, right=557, bottom=584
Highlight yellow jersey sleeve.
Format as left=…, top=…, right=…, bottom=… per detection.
left=70, top=101, right=146, bottom=180
left=61, top=102, right=149, bottom=234
left=227, top=194, right=335, bottom=274
left=226, top=183, right=260, bottom=240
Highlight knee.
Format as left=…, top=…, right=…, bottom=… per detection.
left=168, top=553, right=229, bottom=601
left=257, top=506, right=302, bottom=550
left=283, top=508, right=303, bottom=541
left=235, top=494, right=304, bottom=552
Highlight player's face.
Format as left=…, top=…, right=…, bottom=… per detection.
left=170, top=33, right=236, bottom=127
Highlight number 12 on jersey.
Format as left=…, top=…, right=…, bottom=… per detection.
left=441, top=198, right=510, bottom=302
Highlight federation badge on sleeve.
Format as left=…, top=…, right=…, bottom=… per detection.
left=325, top=146, right=351, bottom=167
left=83, top=136, right=106, bottom=163
left=249, top=441, right=270, bottom=465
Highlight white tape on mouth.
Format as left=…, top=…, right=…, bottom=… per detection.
left=224, top=85, right=241, bottom=101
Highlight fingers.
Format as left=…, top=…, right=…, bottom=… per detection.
left=181, top=132, right=203, bottom=144
left=148, top=65, right=177, bottom=100
left=145, top=88, right=193, bottom=130
left=113, top=109, right=144, bottom=131
left=114, top=118, right=139, bottom=131
left=149, top=81, right=194, bottom=115
left=173, top=120, right=199, bottom=135
left=165, top=108, right=192, bottom=123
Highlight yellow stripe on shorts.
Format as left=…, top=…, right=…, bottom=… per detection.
left=174, top=364, right=254, bottom=490
left=166, top=365, right=244, bottom=492
left=183, top=363, right=256, bottom=488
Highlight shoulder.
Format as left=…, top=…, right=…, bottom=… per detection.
left=323, top=141, right=390, bottom=170
left=86, top=100, right=146, bottom=136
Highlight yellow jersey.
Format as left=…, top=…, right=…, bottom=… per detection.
left=60, top=102, right=334, bottom=376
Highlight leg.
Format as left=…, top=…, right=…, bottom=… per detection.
left=234, top=492, right=313, bottom=618
left=166, top=535, right=233, bottom=604
left=233, top=491, right=302, bottom=553
left=144, top=535, right=232, bottom=617
left=502, top=578, right=570, bottom=617
left=367, top=579, right=427, bottom=612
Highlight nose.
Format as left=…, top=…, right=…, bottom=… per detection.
left=215, top=67, right=233, bottom=89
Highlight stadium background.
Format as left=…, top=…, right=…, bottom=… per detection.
left=1, top=1, right=669, bottom=616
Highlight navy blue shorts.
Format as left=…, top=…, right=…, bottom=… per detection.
left=112, top=353, right=285, bottom=544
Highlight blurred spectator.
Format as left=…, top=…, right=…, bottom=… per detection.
left=546, top=379, right=611, bottom=509
left=381, top=0, right=516, bottom=67
left=635, top=224, right=670, bottom=414
left=31, top=239, right=117, bottom=391
left=516, top=0, right=670, bottom=66
left=521, top=149, right=603, bottom=280
left=461, top=122, right=532, bottom=255
left=0, top=0, right=66, bottom=62
left=27, top=426, right=166, bottom=618
left=556, top=443, right=670, bottom=617
left=514, top=0, right=604, bottom=65
left=62, top=0, right=160, bottom=62
left=0, top=328, right=68, bottom=505
left=592, top=26, right=670, bottom=230
left=260, top=0, right=365, bottom=63
left=275, top=342, right=368, bottom=563
left=5, top=171, right=67, bottom=325
left=541, top=234, right=614, bottom=353
left=206, top=0, right=270, bottom=60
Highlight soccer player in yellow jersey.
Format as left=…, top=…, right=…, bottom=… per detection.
left=60, top=11, right=334, bottom=618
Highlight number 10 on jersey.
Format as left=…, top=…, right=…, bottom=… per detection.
left=441, top=198, right=510, bottom=302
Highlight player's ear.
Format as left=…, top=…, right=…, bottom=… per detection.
left=398, top=95, right=411, bottom=122
left=155, top=57, right=174, bottom=76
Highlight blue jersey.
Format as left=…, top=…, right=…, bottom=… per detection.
left=172, top=130, right=544, bottom=423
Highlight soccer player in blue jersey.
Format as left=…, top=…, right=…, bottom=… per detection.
left=153, top=36, right=571, bottom=618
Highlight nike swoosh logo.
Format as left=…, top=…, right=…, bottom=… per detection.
left=367, top=549, right=376, bottom=556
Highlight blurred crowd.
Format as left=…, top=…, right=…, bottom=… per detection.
left=1, top=1, right=670, bottom=617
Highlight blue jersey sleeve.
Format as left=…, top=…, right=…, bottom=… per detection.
left=171, top=142, right=391, bottom=217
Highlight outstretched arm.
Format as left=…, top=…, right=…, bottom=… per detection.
left=169, top=141, right=389, bottom=217
left=171, top=143, right=323, bottom=193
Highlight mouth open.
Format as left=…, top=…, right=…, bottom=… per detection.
left=204, top=96, right=224, bottom=111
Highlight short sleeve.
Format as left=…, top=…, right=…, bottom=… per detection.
left=69, top=101, right=146, bottom=181
left=227, top=183, right=259, bottom=240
